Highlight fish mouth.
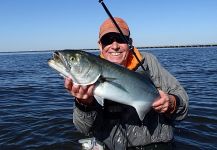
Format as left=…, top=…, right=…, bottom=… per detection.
left=48, top=51, right=72, bottom=79
left=53, top=51, right=60, bottom=61
left=52, top=51, right=71, bottom=71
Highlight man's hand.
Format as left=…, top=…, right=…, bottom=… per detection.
left=152, top=90, right=176, bottom=114
left=64, top=77, right=95, bottom=105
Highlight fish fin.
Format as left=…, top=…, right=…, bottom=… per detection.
left=94, top=95, right=104, bottom=106
left=98, top=76, right=116, bottom=83
left=133, top=102, right=151, bottom=121
left=99, top=76, right=128, bottom=93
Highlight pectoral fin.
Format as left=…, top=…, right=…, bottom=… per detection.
left=133, top=102, right=151, bottom=121
left=99, top=76, right=128, bottom=93
left=94, top=95, right=104, bottom=106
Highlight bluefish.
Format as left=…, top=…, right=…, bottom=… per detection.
left=48, top=50, right=159, bottom=120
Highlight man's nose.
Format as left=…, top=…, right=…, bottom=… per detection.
left=111, top=41, right=120, bottom=50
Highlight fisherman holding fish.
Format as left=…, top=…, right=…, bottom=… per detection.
left=64, top=17, right=189, bottom=150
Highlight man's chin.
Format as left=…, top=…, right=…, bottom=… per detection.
left=106, top=55, right=124, bottom=65
left=110, top=60, right=123, bottom=65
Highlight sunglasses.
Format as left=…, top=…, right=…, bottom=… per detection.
left=100, top=33, right=129, bottom=46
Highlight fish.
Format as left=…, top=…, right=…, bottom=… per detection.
left=48, top=49, right=159, bottom=120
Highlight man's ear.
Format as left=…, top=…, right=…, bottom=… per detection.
left=98, top=40, right=103, bottom=52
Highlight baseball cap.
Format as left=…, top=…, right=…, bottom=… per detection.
left=99, top=17, right=130, bottom=40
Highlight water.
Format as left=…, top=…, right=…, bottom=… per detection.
left=0, top=47, right=217, bottom=150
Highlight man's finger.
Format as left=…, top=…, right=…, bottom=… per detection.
left=65, top=77, right=72, bottom=90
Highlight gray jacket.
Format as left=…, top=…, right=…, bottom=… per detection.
left=73, top=52, right=189, bottom=150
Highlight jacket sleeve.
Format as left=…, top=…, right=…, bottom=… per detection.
left=144, top=53, right=189, bottom=121
left=73, top=104, right=98, bottom=135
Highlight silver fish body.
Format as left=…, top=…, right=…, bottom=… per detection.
left=48, top=50, right=159, bottom=120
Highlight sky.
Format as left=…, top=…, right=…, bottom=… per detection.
left=0, top=0, right=217, bottom=52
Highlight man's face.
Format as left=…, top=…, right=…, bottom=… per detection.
left=99, top=32, right=130, bottom=66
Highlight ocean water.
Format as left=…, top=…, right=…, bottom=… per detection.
left=0, top=47, right=217, bottom=150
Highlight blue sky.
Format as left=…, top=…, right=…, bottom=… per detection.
left=1, top=0, right=217, bottom=52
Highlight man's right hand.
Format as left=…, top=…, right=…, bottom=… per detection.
left=64, top=77, right=95, bottom=105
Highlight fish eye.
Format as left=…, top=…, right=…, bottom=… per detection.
left=70, top=56, right=75, bottom=61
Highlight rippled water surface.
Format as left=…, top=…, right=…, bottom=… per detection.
left=0, top=47, right=217, bottom=150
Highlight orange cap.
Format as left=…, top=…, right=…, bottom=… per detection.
left=99, top=17, right=130, bottom=39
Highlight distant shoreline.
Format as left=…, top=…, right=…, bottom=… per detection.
left=137, top=44, right=217, bottom=49
left=1, top=44, right=216, bottom=53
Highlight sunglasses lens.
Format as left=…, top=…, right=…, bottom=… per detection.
left=100, top=37, right=113, bottom=45
left=101, top=33, right=129, bottom=46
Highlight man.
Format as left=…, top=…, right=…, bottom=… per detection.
left=65, top=17, right=188, bottom=150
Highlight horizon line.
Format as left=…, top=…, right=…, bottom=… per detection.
left=0, top=44, right=217, bottom=53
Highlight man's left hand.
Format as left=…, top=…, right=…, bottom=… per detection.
left=152, top=90, right=176, bottom=114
